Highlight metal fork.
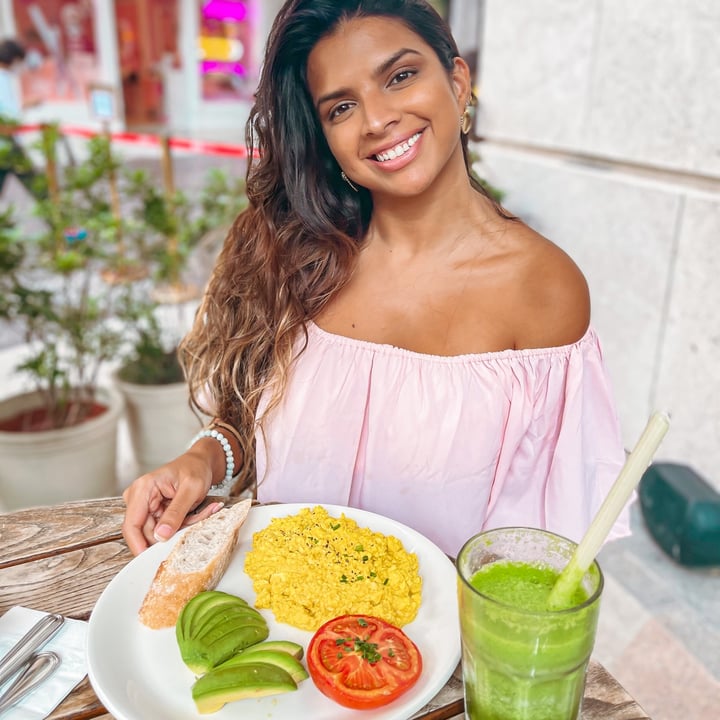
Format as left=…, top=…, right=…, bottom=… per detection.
left=0, top=613, right=64, bottom=688
left=0, top=651, right=60, bottom=714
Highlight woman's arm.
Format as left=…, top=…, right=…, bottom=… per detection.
left=121, top=419, right=245, bottom=555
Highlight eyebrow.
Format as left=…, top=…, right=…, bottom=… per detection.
left=314, top=48, right=422, bottom=112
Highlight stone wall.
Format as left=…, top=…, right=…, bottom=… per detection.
left=466, top=0, right=720, bottom=488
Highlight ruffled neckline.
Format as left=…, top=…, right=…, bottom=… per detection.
left=306, top=320, right=595, bottom=364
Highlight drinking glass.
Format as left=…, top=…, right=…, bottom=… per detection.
left=456, top=527, right=603, bottom=720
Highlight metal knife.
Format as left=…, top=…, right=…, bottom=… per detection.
left=0, top=651, right=60, bottom=714
left=0, top=613, right=64, bottom=688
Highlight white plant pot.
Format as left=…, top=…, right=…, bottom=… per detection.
left=0, top=387, right=124, bottom=511
left=113, top=375, right=203, bottom=476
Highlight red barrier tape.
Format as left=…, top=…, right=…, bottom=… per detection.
left=13, top=123, right=253, bottom=158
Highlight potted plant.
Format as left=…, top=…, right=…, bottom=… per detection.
left=0, top=126, right=132, bottom=509
left=111, top=165, right=248, bottom=474
left=112, top=292, right=203, bottom=475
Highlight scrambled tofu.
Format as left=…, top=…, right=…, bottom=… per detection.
left=244, top=506, right=422, bottom=631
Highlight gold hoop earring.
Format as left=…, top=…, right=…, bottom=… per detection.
left=460, top=106, right=473, bottom=135
left=341, top=171, right=358, bottom=192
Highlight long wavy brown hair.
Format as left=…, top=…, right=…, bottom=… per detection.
left=180, top=0, right=507, bottom=491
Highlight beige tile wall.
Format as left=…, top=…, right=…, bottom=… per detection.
left=479, top=0, right=720, bottom=176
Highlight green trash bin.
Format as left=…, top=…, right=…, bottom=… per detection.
left=639, top=462, right=720, bottom=567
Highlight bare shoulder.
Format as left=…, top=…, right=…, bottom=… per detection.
left=503, top=222, right=590, bottom=349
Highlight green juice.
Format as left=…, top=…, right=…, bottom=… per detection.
left=457, top=529, right=603, bottom=720
left=469, top=562, right=588, bottom=610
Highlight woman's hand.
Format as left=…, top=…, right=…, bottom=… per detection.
left=121, top=448, right=222, bottom=556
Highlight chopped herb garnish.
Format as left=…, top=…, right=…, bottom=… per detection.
left=331, top=523, right=341, bottom=530
left=354, top=544, right=364, bottom=552
left=369, top=571, right=377, bottom=578
left=357, top=618, right=368, bottom=627
left=354, top=638, right=381, bottom=664
left=362, top=555, right=369, bottom=562
left=340, top=574, right=348, bottom=583
left=356, top=575, right=364, bottom=581
left=383, top=578, right=389, bottom=585
left=388, top=649, right=395, bottom=657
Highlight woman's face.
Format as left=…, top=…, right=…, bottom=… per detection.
left=306, top=16, right=470, bottom=199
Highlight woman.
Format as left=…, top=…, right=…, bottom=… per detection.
left=122, top=0, right=628, bottom=557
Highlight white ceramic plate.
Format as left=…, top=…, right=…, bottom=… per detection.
left=87, top=503, right=461, bottom=719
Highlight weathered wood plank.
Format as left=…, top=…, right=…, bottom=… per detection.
left=0, top=541, right=131, bottom=617
left=0, top=497, right=127, bottom=568
left=583, top=662, right=651, bottom=719
left=415, top=700, right=464, bottom=719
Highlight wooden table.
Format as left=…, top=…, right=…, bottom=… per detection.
left=0, top=497, right=651, bottom=719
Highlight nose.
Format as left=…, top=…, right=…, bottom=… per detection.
left=360, top=90, right=400, bottom=136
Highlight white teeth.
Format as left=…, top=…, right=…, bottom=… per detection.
left=375, top=132, right=421, bottom=162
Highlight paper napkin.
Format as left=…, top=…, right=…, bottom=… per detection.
left=0, top=606, right=88, bottom=719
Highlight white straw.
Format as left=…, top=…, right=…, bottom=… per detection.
left=547, top=411, right=671, bottom=609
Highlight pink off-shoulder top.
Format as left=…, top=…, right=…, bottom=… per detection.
left=256, top=321, right=630, bottom=557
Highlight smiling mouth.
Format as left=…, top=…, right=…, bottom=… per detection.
left=372, top=132, right=422, bottom=162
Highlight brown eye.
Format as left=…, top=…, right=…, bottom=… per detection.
left=389, top=69, right=416, bottom=85
left=329, top=102, right=354, bottom=120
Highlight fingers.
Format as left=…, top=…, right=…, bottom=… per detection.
left=181, top=501, right=225, bottom=528
left=152, top=478, right=208, bottom=543
left=141, top=512, right=159, bottom=550
left=122, top=473, right=180, bottom=555
left=121, top=453, right=215, bottom=555
left=122, top=482, right=159, bottom=556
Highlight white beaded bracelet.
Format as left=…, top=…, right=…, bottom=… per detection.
left=188, top=427, right=236, bottom=493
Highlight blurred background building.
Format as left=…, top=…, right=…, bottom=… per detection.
left=0, top=0, right=277, bottom=139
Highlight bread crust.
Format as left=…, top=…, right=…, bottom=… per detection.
left=138, top=499, right=252, bottom=629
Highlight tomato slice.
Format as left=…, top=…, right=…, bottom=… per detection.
left=307, top=614, right=422, bottom=710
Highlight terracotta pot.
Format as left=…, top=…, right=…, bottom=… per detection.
left=0, top=387, right=124, bottom=510
left=113, top=374, right=204, bottom=476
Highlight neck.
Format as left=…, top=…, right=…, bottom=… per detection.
left=367, top=165, right=499, bottom=257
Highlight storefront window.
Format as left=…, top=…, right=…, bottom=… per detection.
left=116, top=0, right=179, bottom=126
left=12, top=0, right=99, bottom=103
left=198, top=0, right=254, bottom=101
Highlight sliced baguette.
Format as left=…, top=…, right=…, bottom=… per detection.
left=138, top=499, right=253, bottom=629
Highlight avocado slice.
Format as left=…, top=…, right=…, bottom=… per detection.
left=184, top=594, right=250, bottom=638
left=194, top=611, right=267, bottom=647
left=237, top=640, right=304, bottom=661
left=178, top=591, right=248, bottom=642
left=192, top=663, right=297, bottom=713
left=192, top=604, right=266, bottom=643
left=181, top=620, right=270, bottom=674
left=217, top=649, right=309, bottom=684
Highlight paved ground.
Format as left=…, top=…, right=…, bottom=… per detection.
left=2, top=138, right=719, bottom=719
left=595, top=503, right=720, bottom=719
